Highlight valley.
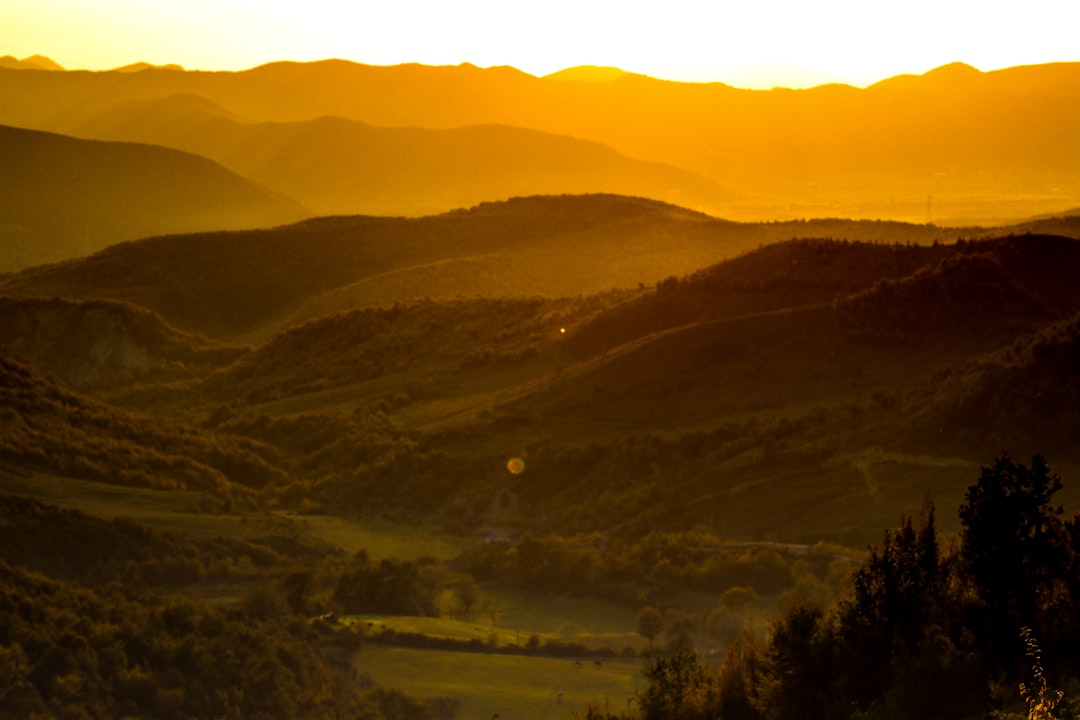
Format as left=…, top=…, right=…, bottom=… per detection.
left=2, top=56, right=1080, bottom=720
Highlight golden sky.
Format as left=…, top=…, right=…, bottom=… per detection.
left=5, top=0, right=1079, bottom=88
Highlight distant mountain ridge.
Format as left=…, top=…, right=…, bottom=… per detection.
left=0, top=54, right=63, bottom=71
left=0, top=123, right=307, bottom=269
left=69, top=99, right=735, bottom=217
left=1, top=57, right=1077, bottom=223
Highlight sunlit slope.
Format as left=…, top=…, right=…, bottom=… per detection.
left=0, top=353, right=286, bottom=501
left=71, top=97, right=734, bottom=216
left=0, top=124, right=306, bottom=270
left=6, top=230, right=1080, bottom=540
left=129, top=234, right=1080, bottom=540
left=5, top=194, right=1078, bottom=342
left=2, top=60, right=1079, bottom=222
left=0, top=196, right=755, bottom=338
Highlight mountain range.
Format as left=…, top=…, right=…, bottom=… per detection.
left=5, top=51, right=1080, bottom=720
left=0, top=57, right=1077, bottom=245
left=0, top=124, right=305, bottom=269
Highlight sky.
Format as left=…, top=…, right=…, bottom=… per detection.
left=4, top=0, right=1080, bottom=88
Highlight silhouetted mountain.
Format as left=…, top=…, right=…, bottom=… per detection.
left=2, top=58, right=1077, bottom=223
left=73, top=102, right=735, bottom=216
left=0, top=124, right=307, bottom=270
left=869, top=61, right=985, bottom=91
left=0, top=55, right=62, bottom=71
left=544, top=66, right=634, bottom=82
left=110, top=62, right=185, bottom=72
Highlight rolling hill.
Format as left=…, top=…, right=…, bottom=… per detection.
left=0, top=353, right=287, bottom=502
left=0, top=195, right=760, bottom=339
left=4, top=194, right=1078, bottom=343
left=0, top=124, right=307, bottom=270
left=5, top=219, right=1069, bottom=542
left=70, top=96, right=734, bottom=217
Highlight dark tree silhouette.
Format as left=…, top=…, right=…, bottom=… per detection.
left=959, top=454, right=1068, bottom=646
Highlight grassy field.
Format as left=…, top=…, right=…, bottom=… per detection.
left=0, top=467, right=477, bottom=561
left=355, top=646, right=646, bottom=720
left=345, top=583, right=645, bottom=652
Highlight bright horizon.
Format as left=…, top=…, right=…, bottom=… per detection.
left=5, top=0, right=1080, bottom=88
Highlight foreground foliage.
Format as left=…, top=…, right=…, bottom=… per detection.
left=618, top=453, right=1080, bottom=720
left=0, top=561, right=368, bottom=719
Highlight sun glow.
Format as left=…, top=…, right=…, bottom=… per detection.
left=3, top=0, right=1079, bottom=88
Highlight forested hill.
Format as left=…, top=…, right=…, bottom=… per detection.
left=4, top=194, right=1078, bottom=341
left=7, top=229, right=1077, bottom=542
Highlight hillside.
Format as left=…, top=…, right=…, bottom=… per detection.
left=1, top=59, right=1079, bottom=223
left=0, top=195, right=759, bottom=338
left=0, top=296, right=246, bottom=394
left=8, top=195, right=1076, bottom=342
left=1, top=193, right=1078, bottom=541
left=70, top=99, right=734, bottom=217
left=0, top=353, right=286, bottom=503
left=0, top=124, right=307, bottom=270
left=27, top=230, right=1062, bottom=543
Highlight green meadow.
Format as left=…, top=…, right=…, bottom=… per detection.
left=355, top=646, right=645, bottom=720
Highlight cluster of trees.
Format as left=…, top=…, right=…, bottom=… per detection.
left=0, top=353, right=286, bottom=507
left=332, top=551, right=447, bottom=617
left=927, top=311, right=1080, bottom=458
left=618, top=453, right=1080, bottom=720
left=0, top=494, right=333, bottom=589
left=835, top=250, right=1045, bottom=345
left=0, top=560, right=382, bottom=720
left=458, top=530, right=856, bottom=609
left=196, top=295, right=573, bottom=405
left=566, top=239, right=951, bottom=358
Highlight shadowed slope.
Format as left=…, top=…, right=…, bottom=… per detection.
left=0, top=353, right=285, bottom=499
left=73, top=98, right=734, bottom=216
left=0, top=296, right=245, bottom=393
left=0, top=124, right=307, bottom=270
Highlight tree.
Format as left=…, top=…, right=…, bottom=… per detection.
left=757, top=603, right=839, bottom=720
left=638, top=606, right=664, bottom=646
left=638, top=651, right=711, bottom=720
left=959, top=454, right=1068, bottom=635
left=835, top=499, right=949, bottom=710
left=720, top=586, right=761, bottom=612
left=706, top=607, right=744, bottom=649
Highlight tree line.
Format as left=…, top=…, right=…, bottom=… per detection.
left=607, top=453, right=1080, bottom=720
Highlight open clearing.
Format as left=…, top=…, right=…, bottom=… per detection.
left=355, top=646, right=645, bottom=720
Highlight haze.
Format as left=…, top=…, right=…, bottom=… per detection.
left=4, top=1, right=1080, bottom=718
left=4, top=0, right=1079, bottom=87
